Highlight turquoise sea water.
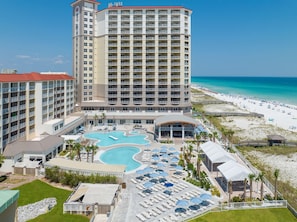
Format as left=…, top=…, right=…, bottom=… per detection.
left=100, top=146, right=141, bottom=172
left=191, top=76, right=297, bottom=106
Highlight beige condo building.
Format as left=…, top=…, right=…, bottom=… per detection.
left=71, top=0, right=192, bottom=113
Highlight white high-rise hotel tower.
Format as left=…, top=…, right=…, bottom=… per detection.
left=71, top=0, right=192, bottom=113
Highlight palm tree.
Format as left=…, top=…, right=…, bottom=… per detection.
left=228, top=180, right=233, bottom=203
left=208, top=133, right=213, bottom=142
left=248, top=173, right=256, bottom=200
left=257, top=172, right=265, bottom=200
left=243, top=178, right=248, bottom=202
left=88, top=144, right=99, bottom=163
left=101, top=112, right=106, bottom=123
left=212, top=131, right=218, bottom=142
left=85, top=145, right=92, bottom=162
left=196, top=154, right=203, bottom=179
left=0, top=154, right=5, bottom=168
left=66, top=139, right=75, bottom=154
left=195, top=134, right=201, bottom=152
left=74, top=142, right=82, bottom=161
left=200, top=131, right=208, bottom=141
left=94, top=114, right=99, bottom=126
left=274, top=169, right=280, bottom=200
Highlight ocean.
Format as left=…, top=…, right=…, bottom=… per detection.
left=191, top=76, right=297, bottom=106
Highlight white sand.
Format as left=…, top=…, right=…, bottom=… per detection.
left=217, top=94, right=295, bottom=131
left=249, top=151, right=297, bottom=188
left=194, top=86, right=297, bottom=132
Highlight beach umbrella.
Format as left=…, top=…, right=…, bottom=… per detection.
left=158, top=171, right=168, bottom=177
left=170, top=163, right=177, bottom=167
left=174, top=171, right=183, bottom=175
left=152, top=148, right=159, bottom=153
left=172, top=151, right=180, bottom=156
left=143, top=181, right=154, bottom=188
left=152, top=153, right=159, bottom=157
left=149, top=173, right=159, bottom=178
left=200, top=200, right=210, bottom=206
left=175, top=207, right=186, bottom=213
left=175, top=165, right=183, bottom=171
left=160, top=148, right=167, bottom=153
left=200, top=193, right=212, bottom=200
left=136, top=169, right=145, bottom=175
left=155, top=168, right=164, bottom=172
left=142, top=189, right=152, bottom=194
left=171, top=157, right=179, bottom=163
left=161, top=153, right=169, bottom=158
left=161, top=159, right=168, bottom=163
left=157, top=162, right=165, bottom=168
left=161, top=145, right=167, bottom=149
left=176, top=199, right=189, bottom=207
left=136, top=175, right=144, bottom=180
left=159, top=178, right=167, bottom=183
left=152, top=156, right=160, bottom=162
left=163, top=190, right=172, bottom=195
left=190, top=197, right=203, bottom=204
left=189, top=204, right=200, bottom=211
left=143, top=167, right=154, bottom=173
left=164, top=182, right=174, bottom=188
left=149, top=178, right=159, bottom=183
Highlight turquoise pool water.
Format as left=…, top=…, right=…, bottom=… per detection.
left=84, top=130, right=149, bottom=147
left=100, top=146, right=141, bottom=172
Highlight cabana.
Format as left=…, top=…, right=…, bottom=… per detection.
left=200, top=141, right=235, bottom=172
left=267, top=135, right=286, bottom=146
left=64, top=183, right=121, bottom=215
left=217, top=160, right=252, bottom=192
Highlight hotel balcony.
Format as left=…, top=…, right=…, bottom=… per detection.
left=108, top=94, right=118, bottom=98
left=133, top=74, right=142, bottom=79
left=171, top=100, right=180, bottom=105
left=158, top=94, right=168, bottom=98
left=158, top=100, right=167, bottom=105
left=159, top=88, right=168, bottom=92
left=146, top=100, right=155, bottom=105
left=146, top=87, right=155, bottom=91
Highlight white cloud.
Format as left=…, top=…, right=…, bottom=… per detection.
left=16, top=55, right=31, bottom=59
left=53, top=55, right=65, bottom=64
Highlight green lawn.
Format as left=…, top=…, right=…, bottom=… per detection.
left=13, top=179, right=89, bottom=222
left=190, top=208, right=297, bottom=222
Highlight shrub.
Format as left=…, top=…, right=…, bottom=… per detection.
left=45, top=166, right=117, bottom=187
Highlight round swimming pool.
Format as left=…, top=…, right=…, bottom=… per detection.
left=99, top=146, right=141, bottom=172
left=85, top=130, right=149, bottom=147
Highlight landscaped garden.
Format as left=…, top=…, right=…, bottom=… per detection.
left=13, top=179, right=89, bottom=222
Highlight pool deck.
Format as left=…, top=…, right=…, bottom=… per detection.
left=86, top=125, right=221, bottom=222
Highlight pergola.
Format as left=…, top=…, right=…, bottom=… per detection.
left=154, top=115, right=199, bottom=140
left=217, top=160, right=252, bottom=192
left=200, top=141, right=235, bottom=172
left=267, top=135, right=286, bottom=146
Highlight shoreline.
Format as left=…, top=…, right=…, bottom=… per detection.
left=192, top=85, right=297, bottom=133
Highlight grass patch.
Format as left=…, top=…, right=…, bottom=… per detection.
left=190, top=208, right=296, bottom=222
left=13, top=179, right=89, bottom=222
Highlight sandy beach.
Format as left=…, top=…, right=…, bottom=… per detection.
left=192, top=86, right=297, bottom=189
left=192, top=86, right=297, bottom=142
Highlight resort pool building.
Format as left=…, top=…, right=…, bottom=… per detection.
left=99, top=146, right=141, bottom=172
left=84, top=130, right=149, bottom=147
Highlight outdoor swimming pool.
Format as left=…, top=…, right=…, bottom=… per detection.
left=99, top=146, right=141, bottom=172
left=84, top=130, right=149, bottom=147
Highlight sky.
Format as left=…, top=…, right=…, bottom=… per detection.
left=0, top=0, right=296, bottom=77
